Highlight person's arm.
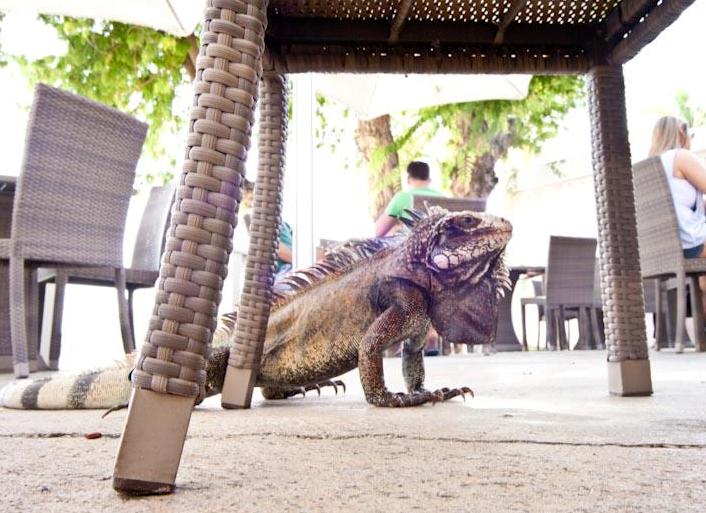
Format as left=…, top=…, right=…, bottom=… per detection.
left=277, top=242, right=292, bottom=263
left=676, top=150, right=706, bottom=192
left=375, top=213, right=398, bottom=237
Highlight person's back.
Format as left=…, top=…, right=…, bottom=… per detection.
left=375, top=161, right=444, bottom=237
left=649, top=116, right=706, bottom=257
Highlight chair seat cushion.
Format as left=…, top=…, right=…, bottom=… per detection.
left=38, top=266, right=158, bottom=288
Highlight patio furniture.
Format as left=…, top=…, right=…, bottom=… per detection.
left=632, top=156, right=706, bottom=353
left=36, top=183, right=174, bottom=368
left=0, top=175, right=22, bottom=371
left=520, top=278, right=546, bottom=350
left=114, top=0, right=693, bottom=493
left=0, top=84, right=146, bottom=378
left=521, top=236, right=598, bottom=351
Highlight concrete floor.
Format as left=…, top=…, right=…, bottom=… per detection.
left=1, top=350, right=706, bottom=512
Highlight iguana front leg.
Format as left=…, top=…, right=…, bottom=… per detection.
left=402, top=329, right=428, bottom=393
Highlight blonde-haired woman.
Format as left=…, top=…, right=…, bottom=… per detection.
left=649, top=116, right=706, bottom=342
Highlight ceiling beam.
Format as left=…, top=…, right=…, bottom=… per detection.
left=267, top=17, right=594, bottom=49
left=602, top=0, right=658, bottom=44
left=608, top=0, right=697, bottom=64
left=494, top=0, right=528, bottom=44
left=388, top=0, right=415, bottom=43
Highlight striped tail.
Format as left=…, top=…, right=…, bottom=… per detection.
left=1, top=367, right=131, bottom=410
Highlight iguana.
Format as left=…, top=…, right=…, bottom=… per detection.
left=1, top=207, right=512, bottom=409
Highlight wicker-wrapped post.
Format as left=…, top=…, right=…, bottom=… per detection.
left=587, top=64, right=652, bottom=396
left=222, top=64, right=288, bottom=408
left=113, top=0, right=269, bottom=494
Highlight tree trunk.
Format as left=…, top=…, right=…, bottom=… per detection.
left=355, top=115, right=400, bottom=220
left=450, top=122, right=516, bottom=199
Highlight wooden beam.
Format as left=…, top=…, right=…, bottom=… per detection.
left=494, top=0, right=528, bottom=44
left=602, top=0, right=658, bottom=43
left=267, top=16, right=595, bottom=49
left=388, top=0, right=415, bottom=43
left=609, top=0, right=697, bottom=64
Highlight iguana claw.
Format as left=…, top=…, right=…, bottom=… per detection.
left=370, top=386, right=473, bottom=407
left=304, top=384, right=321, bottom=396
left=315, top=380, right=346, bottom=395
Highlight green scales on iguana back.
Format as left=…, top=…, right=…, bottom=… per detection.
left=1, top=207, right=512, bottom=409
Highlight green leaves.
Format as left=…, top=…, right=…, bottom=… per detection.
left=6, top=15, right=194, bottom=186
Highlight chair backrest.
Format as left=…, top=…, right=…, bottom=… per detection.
left=412, top=194, right=486, bottom=212
left=11, top=84, right=147, bottom=267
left=632, top=157, right=685, bottom=278
left=130, top=183, right=175, bottom=271
left=544, top=235, right=598, bottom=307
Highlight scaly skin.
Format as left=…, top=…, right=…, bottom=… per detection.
left=1, top=208, right=511, bottom=410
left=205, top=208, right=512, bottom=407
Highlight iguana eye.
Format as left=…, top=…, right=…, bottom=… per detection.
left=456, top=216, right=480, bottom=230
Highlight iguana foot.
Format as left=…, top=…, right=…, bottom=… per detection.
left=261, top=380, right=347, bottom=400
left=311, top=380, right=346, bottom=395
left=368, top=386, right=473, bottom=407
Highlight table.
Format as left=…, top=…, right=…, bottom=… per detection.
left=494, top=265, right=545, bottom=352
left=0, top=176, right=16, bottom=371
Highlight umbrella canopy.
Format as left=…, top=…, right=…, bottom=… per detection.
left=315, top=73, right=532, bottom=120
left=0, top=0, right=201, bottom=36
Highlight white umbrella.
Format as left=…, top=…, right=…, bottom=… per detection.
left=0, top=0, right=201, bottom=36
left=316, top=73, right=532, bottom=120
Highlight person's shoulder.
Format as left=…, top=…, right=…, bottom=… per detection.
left=385, top=190, right=412, bottom=216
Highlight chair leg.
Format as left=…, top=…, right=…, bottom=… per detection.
left=654, top=279, right=664, bottom=350
left=687, top=275, right=706, bottom=352
left=557, top=307, right=569, bottom=350
left=127, top=288, right=136, bottom=347
left=25, top=268, right=40, bottom=369
left=9, top=256, right=29, bottom=377
left=546, top=308, right=556, bottom=350
left=575, top=307, right=590, bottom=350
left=35, top=279, right=50, bottom=370
left=590, top=308, right=605, bottom=349
left=521, top=303, right=528, bottom=351
left=674, top=275, right=686, bottom=353
left=115, top=268, right=135, bottom=354
left=44, top=271, right=67, bottom=370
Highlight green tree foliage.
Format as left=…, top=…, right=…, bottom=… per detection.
left=389, top=75, right=585, bottom=197
left=7, top=16, right=194, bottom=184
left=676, top=90, right=706, bottom=128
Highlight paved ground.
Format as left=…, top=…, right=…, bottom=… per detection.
left=2, top=350, right=706, bottom=512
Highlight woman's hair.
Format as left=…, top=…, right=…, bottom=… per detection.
left=649, top=116, right=688, bottom=157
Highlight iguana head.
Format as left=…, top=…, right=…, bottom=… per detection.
left=397, top=208, right=513, bottom=344
left=424, top=209, right=512, bottom=288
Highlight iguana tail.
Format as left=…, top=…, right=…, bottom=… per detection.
left=1, top=309, right=238, bottom=410
left=1, top=365, right=132, bottom=410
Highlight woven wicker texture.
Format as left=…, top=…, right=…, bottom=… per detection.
left=228, top=68, right=288, bottom=370
left=587, top=65, right=647, bottom=362
left=632, top=157, right=706, bottom=350
left=132, top=0, right=269, bottom=399
left=3, top=84, right=146, bottom=376
left=11, top=85, right=144, bottom=266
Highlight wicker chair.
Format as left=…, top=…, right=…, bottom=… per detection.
left=632, top=157, right=706, bottom=352
left=412, top=194, right=486, bottom=213
left=0, top=84, right=146, bottom=377
left=521, top=236, right=599, bottom=350
left=36, top=183, right=174, bottom=368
